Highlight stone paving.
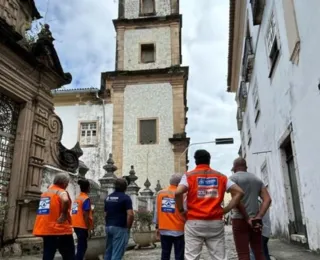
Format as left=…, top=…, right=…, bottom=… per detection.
left=123, top=226, right=238, bottom=260
left=5, top=225, right=320, bottom=259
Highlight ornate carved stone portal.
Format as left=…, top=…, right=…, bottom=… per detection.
left=0, top=1, right=79, bottom=255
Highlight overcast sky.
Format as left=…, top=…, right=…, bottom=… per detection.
left=34, top=0, right=240, bottom=176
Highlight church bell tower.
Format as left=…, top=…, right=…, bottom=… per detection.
left=101, top=0, right=190, bottom=187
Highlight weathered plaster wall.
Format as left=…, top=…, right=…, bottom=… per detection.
left=54, top=104, right=113, bottom=183
left=124, top=27, right=172, bottom=70
left=239, top=0, right=320, bottom=250
left=41, top=166, right=79, bottom=203
left=124, top=0, right=171, bottom=19
left=122, top=83, right=174, bottom=189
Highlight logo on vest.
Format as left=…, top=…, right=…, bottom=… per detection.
left=197, top=177, right=219, bottom=198
left=161, top=198, right=175, bottom=213
left=197, top=188, right=219, bottom=198
left=72, top=202, right=79, bottom=214
left=197, top=177, right=218, bottom=187
left=37, top=197, right=51, bottom=215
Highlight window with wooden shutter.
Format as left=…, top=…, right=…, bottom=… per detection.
left=141, top=44, right=155, bottom=63
left=282, top=0, right=300, bottom=64
left=246, top=114, right=252, bottom=146
left=252, top=82, right=261, bottom=123
left=139, top=119, right=157, bottom=144
left=265, top=11, right=281, bottom=77
left=140, top=0, right=155, bottom=15
left=79, top=121, right=98, bottom=146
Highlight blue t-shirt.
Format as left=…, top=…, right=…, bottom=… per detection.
left=104, top=192, right=133, bottom=228
left=83, top=198, right=91, bottom=211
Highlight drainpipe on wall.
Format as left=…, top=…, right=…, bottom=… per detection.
left=95, top=91, right=107, bottom=175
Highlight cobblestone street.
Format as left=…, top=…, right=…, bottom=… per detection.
left=5, top=225, right=320, bottom=259
left=124, top=226, right=238, bottom=260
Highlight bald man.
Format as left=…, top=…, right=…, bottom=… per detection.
left=230, top=157, right=272, bottom=260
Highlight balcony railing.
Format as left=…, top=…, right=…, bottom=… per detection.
left=236, top=107, right=243, bottom=131
left=239, top=81, right=248, bottom=112
left=251, top=0, right=266, bottom=25
left=242, top=36, right=254, bottom=82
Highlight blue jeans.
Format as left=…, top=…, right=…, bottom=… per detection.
left=74, top=228, right=88, bottom=260
left=160, top=235, right=184, bottom=260
left=104, top=226, right=129, bottom=260
left=250, top=236, right=271, bottom=260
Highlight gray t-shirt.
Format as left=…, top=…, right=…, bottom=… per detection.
left=230, top=171, right=265, bottom=219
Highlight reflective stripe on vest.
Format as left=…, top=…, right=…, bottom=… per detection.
left=33, top=185, right=73, bottom=236
left=186, top=169, right=227, bottom=220
left=157, top=186, right=185, bottom=232
left=71, top=193, right=93, bottom=229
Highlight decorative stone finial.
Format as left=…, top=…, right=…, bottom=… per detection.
left=125, top=165, right=140, bottom=196
left=102, top=153, right=117, bottom=178
left=144, top=178, right=151, bottom=189
left=140, top=178, right=154, bottom=197
left=38, top=24, right=54, bottom=42
left=128, top=165, right=138, bottom=184
left=78, top=160, right=89, bottom=179
left=155, top=180, right=162, bottom=193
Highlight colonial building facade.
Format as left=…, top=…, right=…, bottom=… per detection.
left=228, top=0, right=320, bottom=251
left=53, top=0, right=190, bottom=189
left=0, top=0, right=83, bottom=255
left=53, top=88, right=113, bottom=183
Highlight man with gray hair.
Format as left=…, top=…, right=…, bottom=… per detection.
left=153, top=173, right=186, bottom=260
left=33, top=172, right=75, bottom=259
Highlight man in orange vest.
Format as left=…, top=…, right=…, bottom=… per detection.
left=175, top=149, right=244, bottom=260
left=33, top=172, right=75, bottom=260
left=154, top=173, right=186, bottom=260
left=72, top=179, right=93, bottom=260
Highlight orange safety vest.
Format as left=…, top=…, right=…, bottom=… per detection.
left=72, top=192, right=93, bottom=229
left=33, top=185, right=73, bottom=236
left=157, top=185, right=185, bottom=232
left=186, top=166, right=227, bottom=221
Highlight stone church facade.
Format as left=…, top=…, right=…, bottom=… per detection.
left=53, top=0, right=190, bottom=189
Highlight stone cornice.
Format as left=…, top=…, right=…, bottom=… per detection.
left=169, top=137, right=190, bottom=153
left=101, top=66, right=189, bottom=84
left=113, top=14, right=182, bottom=29
left=101, top=67, right=189, bottom=104
left=112, top=83, right=126, bottom=92
left=0, top=23, right=72, bottom=88
left=227, top=0, right=247, bottom=93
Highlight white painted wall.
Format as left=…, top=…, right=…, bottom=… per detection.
left=237, top=0, right=320, bottom=251
left=122, top=83, right=174, bottom=190
left=54, top=103, right=113, bottom=184
left=124, top=0, right=171, bottom=19
left=124, top=27, right=172, bottom=70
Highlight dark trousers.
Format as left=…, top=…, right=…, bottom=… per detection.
left=74, top=228, right=89, bottom=260
left=42, top=235, right=75, bottom=260
left=232, top=219, right=265, bottom=260
left=160, top=234, right=184, bottom=260
left=250, top=236, right=270, bottom=260
left=262, top=236, right=271, bottom=260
